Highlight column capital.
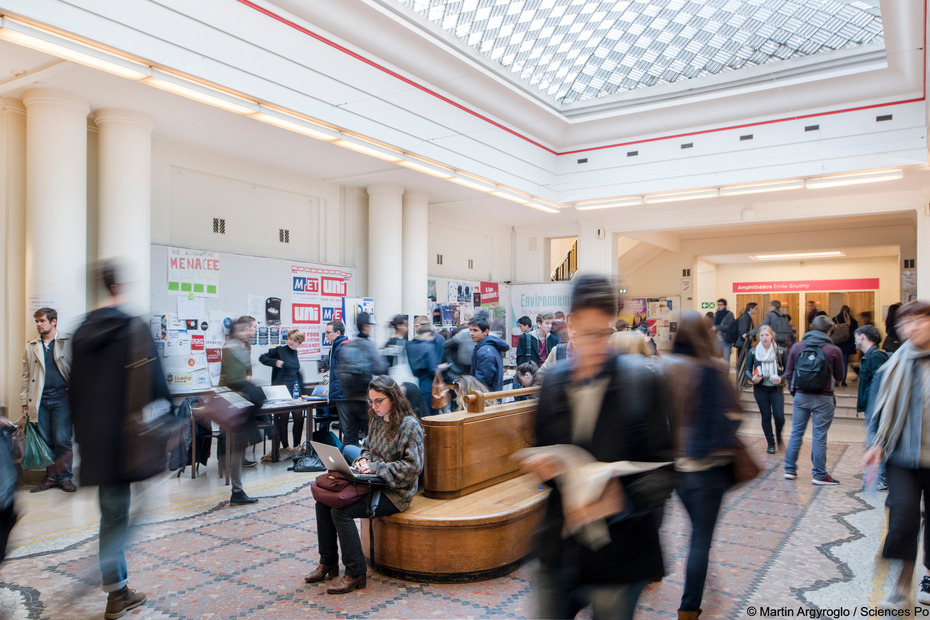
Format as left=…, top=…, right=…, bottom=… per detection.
left=22, top=88, right=90, bottom=115
left=367, top=183, right=405, bottom=200
left=94, top=108, right=154, bottom=131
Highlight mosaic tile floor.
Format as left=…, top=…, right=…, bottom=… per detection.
left=0, top=431, right=908, bottom=619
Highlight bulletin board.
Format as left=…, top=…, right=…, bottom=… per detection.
left=151, top=244, right=357, bottom=394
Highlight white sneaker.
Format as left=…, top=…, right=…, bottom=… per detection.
left=918, top=576, right=930, bottom=605
left=784, top=472, right=797, bottom=480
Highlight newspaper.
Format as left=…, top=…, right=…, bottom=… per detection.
left=514, top=444, right=672, bottom=549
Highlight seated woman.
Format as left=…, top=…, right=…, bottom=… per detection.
left=258, top=329, right=306, bottom=459
left=305, top=375, right=424, bottom=594
left=451, top=375, right=489, bottom=411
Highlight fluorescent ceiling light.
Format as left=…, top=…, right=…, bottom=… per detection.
left=643, top=188, right=719, bottom=204
left=0, top=17, right=150, bottom=81
left=143, top=75, right=257, bottom=115
left=719, top=179, right=805, bottom=196
left=805, top=169, right=903, bottom=189
left=398, top=159, right=454, bottom=178
left=334, top=138, right=402, bottom=162
left=576, top=197, right=643, bottom=210
left=526, top=202, right=560, bottom=214
left=490, top=190, right=531, bottom=204
left=449, top=177, right=495, bottom=192
left=251, top=111, right=338, bottom=141
left=750, top=251, right=846, bottom=261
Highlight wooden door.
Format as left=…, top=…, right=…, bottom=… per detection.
left=804, top=293, right=829, bottom=335
left=844, top=291, right=876, bottom=324
left=773, top=293, right=799, bottom=338
left=735, top=294, right=764, bottom=343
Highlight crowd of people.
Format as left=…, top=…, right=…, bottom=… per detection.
left=4, top=267, right=928, bottom=618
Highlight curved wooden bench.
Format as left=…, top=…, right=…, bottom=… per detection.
left=363, top=474, right=547, bottom=583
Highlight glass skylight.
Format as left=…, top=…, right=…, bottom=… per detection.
left=394, top=0, right=883, bottom=103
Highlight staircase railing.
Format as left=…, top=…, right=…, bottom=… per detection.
left=550, top=239, right=578, bottom=281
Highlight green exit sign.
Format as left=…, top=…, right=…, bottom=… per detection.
left=701, top=302, right=715, bottom=309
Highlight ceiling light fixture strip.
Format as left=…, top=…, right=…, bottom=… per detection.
left=0, top=14, right=559, bottom=214
left=575, top=168, right=905, bottom=210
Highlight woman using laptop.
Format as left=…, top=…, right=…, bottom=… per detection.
left=305, top=375, right=424, bottom=594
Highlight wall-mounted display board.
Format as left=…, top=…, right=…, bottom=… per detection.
left=151, top=244, right=356, bottom=393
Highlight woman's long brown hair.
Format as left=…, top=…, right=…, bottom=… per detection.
left=367, top=375, right=417, bottom=436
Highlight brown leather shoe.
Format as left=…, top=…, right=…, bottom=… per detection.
left=30, top=479, right=58, bottom=493
left=104, top=587, right=146, bottom=619
left=326, top=573, right=366, bottom=594
left=60, top=481, right=77, bottom=493
left=304, top=564, right=338, bottom=583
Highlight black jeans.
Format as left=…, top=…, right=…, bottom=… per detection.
left=753, top=385, right=785, bottom=447
left=883, top=465, right=930, bottom=567
left=315, top=494, right=399, bottom=576
left=676, top=465, right=732, bottom=612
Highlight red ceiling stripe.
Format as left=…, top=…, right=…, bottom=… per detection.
left=237, top=0, right=926, bottom=158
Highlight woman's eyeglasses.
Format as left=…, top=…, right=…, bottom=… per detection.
left=368, top=397, right=388, bottom=407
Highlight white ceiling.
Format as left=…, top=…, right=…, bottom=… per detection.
left=0, top=0, right=925, bottom=227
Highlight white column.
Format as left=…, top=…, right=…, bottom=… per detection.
left=23, top=89, right=90, bottom=331
left=367, top=184, right=404, bottom=342
left=917, top=205, right=930, bottom=300
left=95, top=109, right=154, bottom=314
left=2, top=98, right=27, bottom=413
left=402, top=190, right=429, bottom=319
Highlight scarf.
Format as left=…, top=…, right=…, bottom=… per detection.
left=871, top=341, right=923, bottom=454
left=754, top=342, right=778, bottom=382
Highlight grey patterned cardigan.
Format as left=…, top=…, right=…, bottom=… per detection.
left=359, top=415, right=424, bottom=511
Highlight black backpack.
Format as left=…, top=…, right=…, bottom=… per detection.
left=726, top=315, right=741, bottom=344
left=337, top=339, right=375, bottom=398
left=772, top=313, right=793, bottom=344
left=792, top=342, right=830, bottom=391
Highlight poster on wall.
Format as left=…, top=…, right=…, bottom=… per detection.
left=168, top=247, right=220, bottom=296
left=509, top=283, right=572, bottom=348
left=479, top=281, right=508, bottom=340
left=291, top=264, right=353, bottom=360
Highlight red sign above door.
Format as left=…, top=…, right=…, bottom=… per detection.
left=733, top=278, right=879, bottom=293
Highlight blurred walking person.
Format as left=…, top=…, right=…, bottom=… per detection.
left=524, top=274, right=675, bottom=620
left=70, top=262, right=172, bottom=619
left=831, top=305, right=858, bottom=387
left=746, top=325, right=787, bottom=453
left=863, top=301, right=930, bottom=609
left=664, top=312, right=745, bottom=619
left=855, top=324, right=889, bottom=489
left=220, top=316, right=265, bottom=504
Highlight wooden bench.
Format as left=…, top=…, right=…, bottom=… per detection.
left=361, top=387, right=547, bottom=582
left=363, top=474, right=547, bottom=582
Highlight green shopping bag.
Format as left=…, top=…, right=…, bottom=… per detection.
left=21, top=418, right=54, bottom=470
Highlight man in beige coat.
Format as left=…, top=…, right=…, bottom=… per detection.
left=21, top=307, right=75, bottom=492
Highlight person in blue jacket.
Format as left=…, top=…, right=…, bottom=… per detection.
left=468, top=318, right=510, bottom=392
left=407, top=323, right=440, bottom=415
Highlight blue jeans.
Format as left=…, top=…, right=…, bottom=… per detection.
left=37, top=390, right=73, bottom=482
left=718, top=338, right=732, bottom=367
left=676, top=466, right=732, bottom=612
left=537, top=564, right=647, bottom=620
left=784, top=393, right=835, bottom=479
left=98, top=483, right=132, bottom=592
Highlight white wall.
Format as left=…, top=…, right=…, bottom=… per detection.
left=428, top=206, right=512, bottom=282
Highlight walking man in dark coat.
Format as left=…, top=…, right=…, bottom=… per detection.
left=70, top=262, right=171, bottom=619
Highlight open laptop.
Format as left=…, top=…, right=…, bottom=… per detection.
left=261, top=385, right=293, bottom=402
left=310, top=441, right=383, bottom=483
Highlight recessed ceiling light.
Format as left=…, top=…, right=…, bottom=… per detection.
left=750, top=251, right=846, bottom=261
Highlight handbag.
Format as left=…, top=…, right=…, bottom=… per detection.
left=196, top=388, right=254, bottom=431
left=431, top=369, right=450, bottom=410
left=831, top=322, right=850, bottom=344
left=310, top=471, right=374, bottom=508
left=730, top=436, right=761, bottom=487
left=20, top=417, right=54, bottom=471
